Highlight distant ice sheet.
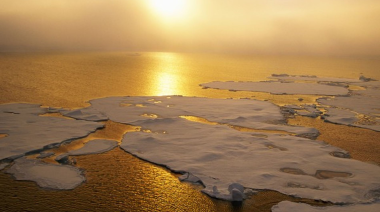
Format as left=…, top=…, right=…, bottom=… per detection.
left=6, top=158, right=85, bottom=190
left=201, top=81, right=349, bottom=95
left=200, top=75, right=379, bottom=131
left=269, top=74, right=362, bottom=83
left=0, top=103, right=104, bottom=161
left=272, top=201, right=380, bottom=212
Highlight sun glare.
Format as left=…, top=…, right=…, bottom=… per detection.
left=148, top=0, right=187, bottom=19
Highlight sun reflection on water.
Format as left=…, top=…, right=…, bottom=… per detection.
left=151, top=53, right=182, bottom=96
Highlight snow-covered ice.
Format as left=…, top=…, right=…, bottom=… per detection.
left=318, top=81, right=380, bottom=131
left=200, top=75, right=379, bottom=131
left=0, top=103, right=104, bottom=161
left=67, top=139, right=118, bottom=156
left=71, top=96, right=318, bottom=137
left=272, top=201, right=380, bottom=212
left=62, top=108, right=108, bottom=121
left=6, top=157, right=85, bottom=190
left=200, top=81, right=349, bottom=95
left=37, top=95, right=379, bottom=203
left=121, top=117, right=380, bottom=203
left=1, top=94, right=379, bottom=201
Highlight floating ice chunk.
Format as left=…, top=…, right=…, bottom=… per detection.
left=179, top=172, right=202, bottom=183
left=67, top=139, right=118, bottom=156
left=284, top=104, right=323, bottom=118
left=272, top=201, right=380, bottom=212
left=36, top=152, right=55, bottom=159
left=0, top=103, right=104, bottom=161
left=228, top=183, right=245, bottom=202
left=359, top=75, right=377, bottom=82
left=318, top=84, right=380, bottom=131
left=121, top=117, right=380, bottom=203
left=323, top=108, right=358, bottom=124
left=200, top=81, right=349, bottom=95
left=269, top=74, right=362, bottom=83
left=55, top=154, right=74, bottom=165
left=6, top=158, right=85, bottom=190
left=322, top=108, right=379, bottom=131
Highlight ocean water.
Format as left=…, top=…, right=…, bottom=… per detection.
left=0, top=52, right=379, bottom=211
left=1, top=52, right=379, bottom=108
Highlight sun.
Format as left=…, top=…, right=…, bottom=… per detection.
left=148, top=0, right=187, bottom=19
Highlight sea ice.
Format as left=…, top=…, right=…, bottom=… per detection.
left=272, top=201, right=380, bottom=212
left=318, top=81, right=380, bottom=131
left=200, top=81, right=349, bottom=95
left=6, top=157, right=85, bottom=190
left=200, top=75, right=379, bottom=131
left=62, top=108, right=108, bottom=121
left=70, top=96, right=318, bottom=137
left=66, top=139, right=118, bottom=156
left=0, top=103, right=104, bottom=161
left=121, top=117, right=380, bottom=203
left=269, top=74, right=362, bottom=83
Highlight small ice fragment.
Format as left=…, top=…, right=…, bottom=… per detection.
left=359, top=75, right=376, bottom=82
left=55, top=154, right=72, bottom=165
left=228, top=183, right=245, bottom=202
left=179, top=172, right=202, bottom=183
left=37, top=152, right=55, bottom=159
left=6, top=158, right=85, bottom=190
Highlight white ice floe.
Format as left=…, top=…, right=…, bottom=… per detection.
left=55, top=96, right=379, bottom=203
left=121, top=117, right=380, bottom=203
left=66, top=139, right=118, bottom=156
left=269, top=74, right=362, bottom=83
left=272, top=201, right=380, bottom=212
left=200, top=81, right=349, bottom=95
left=6, top=158, right=85, bottom=190
left=318, top=81, right=380, bottom=131
left=54, top=139, right=118, bottom=165
left=73, top=96, right=318, bottom=137
left=2, top=96, right=379, bottom=201
left=0, top=103, right=104, bottom=161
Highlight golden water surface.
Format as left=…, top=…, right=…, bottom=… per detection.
left=0, top=52, right=379, bottom=211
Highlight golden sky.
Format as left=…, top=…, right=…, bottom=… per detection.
left=0, top=0, right=379, bottom=56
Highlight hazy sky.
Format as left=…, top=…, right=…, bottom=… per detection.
left=1, top=0, right=379, bottom=56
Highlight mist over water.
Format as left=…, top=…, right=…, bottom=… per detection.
left=0, top=0, right=379, bottom=56
left=1, top=52, right=379, bottom=108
